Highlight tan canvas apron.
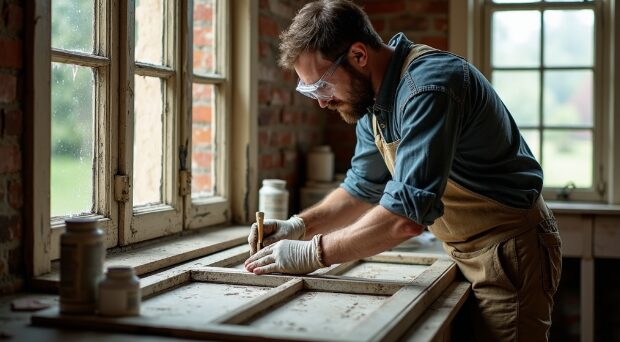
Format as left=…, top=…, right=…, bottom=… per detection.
left=373, top=45, right=563, bottom=341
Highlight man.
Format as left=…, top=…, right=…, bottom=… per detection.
left=244, top=1, right=562, bottom=340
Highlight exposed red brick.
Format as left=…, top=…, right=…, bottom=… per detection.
left=192, top=126, right=212, bottom=146
left=193, top=26, right=214, bottom=47
left=3, top=3, right=23, bottom=34
left=259, top=15, right=280, bottom=37
left=0, top=37, right=22, bottom=69
left=434, top=18, right=448, bottom=32
left=0, top=74, right=17, bottom=103
left=260, top=0, right=269, bottom=10
left=282, top=110, right=300, bottom=124
left=371, top=19, right=385, bottom=33
left=391, top=15, right=429, bottom=32
left=258, top=85, right=272, bottom=105
left=271, top=87, right=291, bottom=106
left=7, top=178, right=22, bottom=209
left=259, top=154, right=273, bottom=169
left=192, top=151, right=212, bottom=169
left=259, top=40, right=271, bottom=58
left=193, top=49, right=214, bottom=72
left=410, top=1, right=449, bottom=14
left=258, top=130, right=270, bottom=147
left=193, top=3, right=213, bottom=22
left=0, top=145, right=20, bottom=173
left=3, top=108, right=22, bottom=137
left=192, top=173, right=212, bottom=193
left=283, top=150, right=297, bottom=164
left=193, top=105, right=212, bottom=122
left=362, top=1, right=406, bottom=14
left=419, top=36, right=448, bottom=50
left=193, top=83, right=212, bottom=101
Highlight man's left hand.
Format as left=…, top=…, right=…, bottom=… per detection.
left=244, top=235, right=326, bottom=275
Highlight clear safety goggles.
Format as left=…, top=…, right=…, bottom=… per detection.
left=296, top=53, right=346, bottom=100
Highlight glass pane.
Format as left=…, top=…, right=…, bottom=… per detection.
left=51, top=0, right=94, bottom=52
left=544, top=10, right=594, bottom=67
left=521, top=129, right=540, bottom=162
left=135, top=0, right=165, bottom=65
left=192, top=83, right=216, bottom=197
left=51, top=63, right=95, bottom=217
left=492, top=11, right=541, bottom=67
left=193, top=0, right=217, bottom=74
left=492, top=70, right=540, bottom=126
left=543, top=70, right=593, bottom=127
left=133, top=75, right=164, bottom=206
left=543, top=129, right=592, bottom=188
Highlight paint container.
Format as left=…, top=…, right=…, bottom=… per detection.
left=307, top=145, right=334, bottom=182
left=259, top=179, right=289, bottom=220
left=60, top=217, right=105, bottom=314
left=98, top=266, right=141, bottom=316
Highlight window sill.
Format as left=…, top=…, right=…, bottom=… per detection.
left=547, top=201, right=620, bottom=215
left=32, top=225, right=250, bottom=292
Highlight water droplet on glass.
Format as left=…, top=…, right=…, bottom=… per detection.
left=72, top=64, right=78, bottom=81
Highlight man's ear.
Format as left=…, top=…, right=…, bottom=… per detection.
left=349, top=42, right=368, bottom=68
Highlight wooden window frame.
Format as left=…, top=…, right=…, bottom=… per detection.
left=449, top=0, right=620, bottom=204
left=26, top=0, right=239, bottom=277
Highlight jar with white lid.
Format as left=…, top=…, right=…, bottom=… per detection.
left=259, top=179, right=289, bottom=220
left=307, top=145, right=334, bottom=182
left=98, top=266, right=141, bottom=316
left=60, top=217, right=105, bottom=314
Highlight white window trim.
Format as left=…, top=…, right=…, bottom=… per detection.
left=449, top=0, right=620, bottom=204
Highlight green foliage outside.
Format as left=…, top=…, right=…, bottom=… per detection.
left=51, top=0, right=95, bottom=216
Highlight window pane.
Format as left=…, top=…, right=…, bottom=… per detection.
left=493, top=71, right=540, bottom=126
left=51, top=63, right=95, bottom=217
left=543, top=129, right=592, bottom=188
left=192, top=83, right=216, bottom=197
left=544, top=10, right=594, bottom=67
left=521, top=129, right=540, bottom=161
left=51, top=0, right=94, bottom=52
left=492, top=11, right=541, bottom=67
left=133, top=75, right=164, bottom=206
left=135, top=0, right=165, bottom=65
left=193, top=0, right=217, bottom=75
left=543, top=70, right=593, bottom=127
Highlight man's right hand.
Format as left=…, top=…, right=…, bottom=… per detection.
left=248, top=216, right=306, bottom=256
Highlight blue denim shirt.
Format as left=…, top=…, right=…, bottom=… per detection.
left=341, top=33, right=543, bottom=226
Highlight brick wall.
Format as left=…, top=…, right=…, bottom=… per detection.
left=0, top=0, right=24, bottom=295
left=325, top=0, right=450, bottom=174
left=257, top=0, right=329, bottom=213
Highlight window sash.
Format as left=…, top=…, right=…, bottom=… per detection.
left=483, top=0, right=605, bottom=201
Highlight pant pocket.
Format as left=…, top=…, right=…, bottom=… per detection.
left=538, top=231, right=562, bottom=295
left=450, top=242, right=517, bottom=292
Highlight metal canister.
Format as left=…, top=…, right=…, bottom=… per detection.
left=60, top=217, right=105, bottom=314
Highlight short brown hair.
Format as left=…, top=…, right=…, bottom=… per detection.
left=278, top=0, right=383, bottom=70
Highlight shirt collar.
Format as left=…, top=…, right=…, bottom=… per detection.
left=371, top=33, right=413, bottom=115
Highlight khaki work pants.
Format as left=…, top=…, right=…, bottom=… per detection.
left=444, top=218, right=562, bottom=341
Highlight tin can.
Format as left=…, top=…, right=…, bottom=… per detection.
left=60, top=217, right=105, bottom=314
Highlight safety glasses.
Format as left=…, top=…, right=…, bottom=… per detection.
left=296, top=53, right=347, bottom=100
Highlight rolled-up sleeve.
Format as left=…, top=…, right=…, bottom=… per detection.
left=380, top=91, right=461, bottom=225
left=341, top=115, right=391, bottom=204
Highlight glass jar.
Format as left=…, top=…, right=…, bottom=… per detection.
left=98, top=266, right=141, bottom=316
left=259, top=179, right=289, bottom=220
left=60, top=217, right=105, bottom=314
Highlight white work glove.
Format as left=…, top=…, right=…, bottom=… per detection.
left=248, top=216, right=305, bottom=256
left=244, top=235, right=327, bottom=275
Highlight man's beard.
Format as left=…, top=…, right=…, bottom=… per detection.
left=328, top=65, right=375, bottom=125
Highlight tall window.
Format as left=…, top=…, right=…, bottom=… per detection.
left=45, top=0, right=230, bottom=264
left=485, top=0, right=603, bottom=201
